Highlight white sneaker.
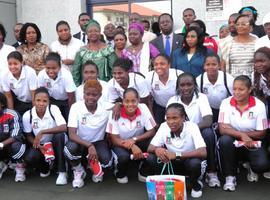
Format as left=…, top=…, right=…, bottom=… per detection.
left=72, top=166, right=86, bottom=188
left=263, top=171, right=270, bottom=179
left=40, top=170, right=50, bottom=178
left=223, top=176, right=236, bottom=191
left=92, top=174, right=103, bottom=183
left=117, top=176, right=128, bottom=184
left=138, top=172, right=146, bottom=182
left=0, top=161, right=8, bottom=179
left=15, top=163, right=26, bottom=182
left=56, top=172, right=68, bottom=185
left=247, top=165, right=258, bottom=182
left=205, top=172, right=221, bottom=188
left=191, top=180, right=203, bottom=198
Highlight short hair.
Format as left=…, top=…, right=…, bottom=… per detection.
left=19, top=23, right=42, bottom=44
left=123, top=87, right=139, bottom=99
left=34, top=87, right=50, bottom=99
left=154, top=53, right=171, bottom=64
left=176, top=72, right=199, bottom=98
left=78, top=12, right=90, bottom=20
left=0, top=23, right=6, bottom=42
left=56, top=20, right=70, bottom=31
left=7, top=51, right=23, bottom=63
left=142, top=20, right=150, bottom=26
left=113, top=58, right=133, bottom=71
left=82, top=60, right=99, bottom=73
left=45, top=52, right=61, bottom=67
left=235, top=14, right=255, bottom=27
left=114, top=32, right=127, bottom=41
left=0, top=92, right=8, bottom=109
left=239, top=6, right=258, bottom=22
left=84, top=79, right=102, bottom=93
left=158, top=13, right=173, bottom=23
left=183, top=8, right=195, bottom=15
left=204, top=53, right=221, bottom=64
left=166, top=103, right=189, bottom=121
left=234, top=75, right=252, bottom=89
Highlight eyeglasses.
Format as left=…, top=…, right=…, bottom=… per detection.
left=235, top=23, right=250, bottom=27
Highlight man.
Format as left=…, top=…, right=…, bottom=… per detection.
left=151, top=13, right=183, bottom=61
left=12, top=23, right=23, bottom=48
left=175, top=8, right=196, bottom=35
left=255, top=12, right=270, bottom=50
left=73, top=13, right=90, bottom=45
left=228, top=13, right=239, bottom=37
left=103, top=23, right=116, bottom=47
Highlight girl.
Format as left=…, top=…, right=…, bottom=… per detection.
left=167, top=72, right=220, bottom=188
left=65, top=80, right=112, bottom=188
left=23, top=87, right=67, bottom=185
left=106, top=88, right=156, bottom=184
left=146, top=54, right=183, bottom=125
left=38, top=52, right=76, bottom=121
left=147, top=103, right=207, bottom=198
left=75, top=60, right=108, bottom=102
left=2, top=51, right=37, bottom=116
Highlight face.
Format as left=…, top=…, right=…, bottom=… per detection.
left=178, top=76, right=195, bottom=98
left=113, top=66, right=129, bottom=86
left=14, top=24, right=23, bottom=41
left=186, top=30, right=198, bottom=48
left=128, top=28, right=142, bottom=45
left=84, top=87, right=101, bottom=108
left=183, top=10, right=196, bottom=26
left=142, top=22, right=150, bottom=31
left=154, top=56, right=170, bottom=77
left=8, top=58, right=22, bottom=77
left=129, top=13, right=141, bottom=23
left=219, top=27, right=230, bottom=39
left=254, top=52, right=270, bottom=75
left=166, top=108, right=185, bottom=133
left=233, top=80, right=251, bottom=102
left=123, top=91, right=139, bottom=115
left=104, top=23, right=116, bottom=38
left=57, top=24, right=71, bottom=41
left=264, top=23, right=270, bottom=38
left=34, top=92, right=49, bottom=114
left=79, top=15, right=90, bottom=30
left=204, top=57, right=219, bottom=77
left=83, top=64, right=98, bottom=81
left=26, top=26, right=37, bottom=44
left=228, top=15, right=237, bottom=34
left=235, top=16, right=252, bottom=35
left=159, top=15, right=173, bottom=34
left=87, top=26, right=101, bottom=42
left=114, top=34, right=126, bottom=50
left=45, top=60, right=61, bottom=80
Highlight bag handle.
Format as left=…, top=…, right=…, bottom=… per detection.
left=158, top=159, right=174, bottom=175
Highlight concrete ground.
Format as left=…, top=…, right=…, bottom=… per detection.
left=1, top=167, right=270, bottom=200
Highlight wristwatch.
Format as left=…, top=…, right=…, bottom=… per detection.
left=175, top=152, right=182, bottom=160
left=0, top=143, right=4, bottom=149
left=132, top=137, right=138, bottom=143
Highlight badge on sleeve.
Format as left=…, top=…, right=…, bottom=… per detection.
left=3, top=124, right=9, bottom=132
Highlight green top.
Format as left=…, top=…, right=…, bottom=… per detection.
left=72, top=45, right=117, bottom=86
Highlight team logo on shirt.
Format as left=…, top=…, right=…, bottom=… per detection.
left=33, top=121, right=39, bottom=129
left=46, top=80, right=52, bottom=88
left=166, top=136, right=172, bottom=144
left=3, top=124, right=9, bottom=132
left=10, top=83, right=15, bottom=89
left=136, top=121, right=142, bottom=128
left=81, top=116, right=87, bottom=125
left=154, top=84, right=160, bottom=90
left=248, top=112, right=254, bottom=119
left=203, top=87, right=208, bottom=94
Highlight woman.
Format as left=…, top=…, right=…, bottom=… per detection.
left=106, top=88, right=156, bottom=184
left=218, top=75, right=269, bottom=191
left=114, top=32, right=127, bottom=58
left=0, top=92, right=26, bottom=182
left=50, top=20, right=84, bottom=71
left=220, top=14, right=257, bottom=76
left=72, top=20, right=117, bottom=86
left=146, top=54, right=183, bottom=125
left=172, top=27, right=212, bottom=77
left=65, top=80, right=112, bottom=188
left=167, top=73, right=220, bottom=188
left=23, top=87, right=68, bottom=185
left=17, top=23, right=50, bottom=74
left=121, top=22, right=159, bottom=76
left=147, top=103, right=207, bottom=198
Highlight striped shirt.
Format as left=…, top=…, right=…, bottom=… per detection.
left=0, top=108, right=22, bottom=138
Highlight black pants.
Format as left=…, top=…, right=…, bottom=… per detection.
left=24, top=133, right=66, bottom=173
left=153, top=101, right=166, bottom=125
left=219, top=135, right=270, bottom=176
left=11, top=91, right=32, bottom=117
left=50, top=98, right=69, bottom=122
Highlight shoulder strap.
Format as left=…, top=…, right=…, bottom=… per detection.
left=200, top=72, right=204, bottom=93
left=48, top=104, right=56, bottom=122
left=223, top=71, right=231, bottom=96
left=29, top=109, right=32, bottom=124
left=151, top=71, right=155, bottom=85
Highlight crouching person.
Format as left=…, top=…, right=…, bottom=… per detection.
left=23, top=87, right=67, bottom=185
left=0, top=92, right=26, bottom=182
left=64, top=80, right=112, bottom=188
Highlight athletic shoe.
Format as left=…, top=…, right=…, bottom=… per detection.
left=223, top=176, right=236, bottom=191
left=92, top=174, right=103, bottom=183
left=191, top=180, right=203, bottom=198
left=56, top=172, right=68, bottom=185
left=72, top=166, right=86, bottom=188
left=263, top=171, right=270, bottom=179
left=138, top=172, right=146, bottom=182
left=15, top=163, right=26, bottom=182
left=40, top=170, right=50, bottom=178
left=117, top=176, right=128, bottom=184
left=0, top=161, right=7, bottom=179
left=205, top=172, right=221, bottom=187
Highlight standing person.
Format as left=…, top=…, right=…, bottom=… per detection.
left=147, top=103, right=207, bottom=198
left=167, top=73, right=220, bottom=188
left=38, top=52, right=76, bottom=121
left=218, top=75, right=269, bottom=191
left=64, top=80, right=112, bottom=188
left=142, top=20, right=150, bottom=32
left=17, top=23, right=50, bottom=74
left=106, top=88, right=156, bottom=184
left=103, top=23, right=116, bottom=47
left=2, top=51, right=37, bottom=116
left=175, top=8, right=196, bottom=35
left=23, top=87, right=68, bottom=185
left=12, top=23, right=23, bottom=48
left=72, top=20, right=117, bottom=85
left=151, top=13, right=183, bottom=62
left=73, top=13, right=90, bottom=45
left=50, top=21, right=83, bottom=72
left=219, top=24, right=230, bottom=39
left=114, top=32, right=127, bottom=58
left=255, top=12, right=270, bottom=50
left=0, top=92, right=26, bottom=182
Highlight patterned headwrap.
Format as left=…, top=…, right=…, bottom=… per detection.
left=85, top=19, right=101, bottom=32
left=128, top=22, right=144, bottom=36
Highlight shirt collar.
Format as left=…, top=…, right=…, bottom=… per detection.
left=120, top=106, right=141, bottom=121
left=9, top=66, right=26, bottom=80
left=32, top=106, right=51, bottom=120
left=230, top=96, right=256, bottom=114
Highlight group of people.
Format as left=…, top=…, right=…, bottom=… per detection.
left=0, top=4, right=270, bottom=199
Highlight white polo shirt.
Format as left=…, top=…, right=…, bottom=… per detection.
left=107, top=73, right=150, bottom=103
left=50, top=38, right=84, bottom=71
left=0, top=44, right=15, bottom=74
left=75, top=79, right=109, bottom=102
left=218, top=96, right=268, bottom=132
left=167, top=93, right=213, bottom=124
left=23, top=105, right=66, bottom=144
left=38, top=67, right=76, bottom=100
left=196, top=71, right=234, bottom=109
left=68, top=100, right=110, bottom=142
left=146, top=69, right=183, bottom=107
left=2, top=65, right=37, bottom=103
left=151, top=121, right=206, bottom=153
left=106, top=103, right=156, bottom=139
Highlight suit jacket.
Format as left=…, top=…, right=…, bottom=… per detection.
left=73, top=32, right=81, bottom=40
left=150, top=33, right=183, bottom=62
left=12, top=41, right=20, bottom=48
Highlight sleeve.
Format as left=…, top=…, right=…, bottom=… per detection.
left=37, top=72, right=45, bottom=88
left=150, top=124, right=165, bottom=147
left=226, top=73, right=234, bottom=95
left=22, top=111, right=32, bottom=133
left=107, top=80, right=120, bottom=103
left=255, top=102, right=268, bottom=130
left=166, top=96, right=177, bottom=108
left=68, top=103, right=78, bottom=128
left=141, top=104, right=156, bottom=130
left=105, top=112, right=120, bottom=135
left=196, top=76, right=202, bottom=92
left=199, top=94, right=213, bottom=117
left=2, top=72, right=10, bottom=92
left=51, top=105, right=66, bottom=126
left=218, top=99, right=231, bottom=124
left=145, top=71, right=153, bottom=94
left=28, top=68, right=38, bottom=90
left=136, top=76, right=150, bottom=98
left=72, top=50, right=83, bottom=87
left=190, top=123, right=206, bottom=149
left=8, top=110, right=23, bottom=139
left=64, top=70, right=76, bottom=93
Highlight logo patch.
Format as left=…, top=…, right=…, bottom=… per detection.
left=3, top=124, right=9, bottom=132
left=136, top=121, right=142, bottom=128
left=33, top=121, right=38, bottom=129
left=81, top=116, right=87, bottom=125
left=46, top=80, right=52, bottom=88
left=203, top=87, right=208, bottom=94
left=166, top=136, right=171, bottom=144
left=154, top=83, right=160, bottom=90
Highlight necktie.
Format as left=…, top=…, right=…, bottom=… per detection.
left=165, top=35, right=171, bottom=56
left=82, top=32, right=86, bottom=44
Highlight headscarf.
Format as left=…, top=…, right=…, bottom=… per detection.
left=85, top=19, right=101, bottom=32
left=128, top=22, right=144, bottom=36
